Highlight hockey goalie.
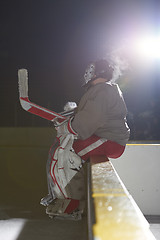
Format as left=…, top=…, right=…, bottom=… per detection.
left=18, top=59, right=130, bottom=220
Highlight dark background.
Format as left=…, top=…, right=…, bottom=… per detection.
left=0, top=0, right=160, bottom=140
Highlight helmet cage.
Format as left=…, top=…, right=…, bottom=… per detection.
left=84, top=63, right=96, bottom=85
left=83, top=60, right=114, bottom=85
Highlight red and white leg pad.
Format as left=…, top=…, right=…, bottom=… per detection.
left=50, top=134, right=82, bottom=199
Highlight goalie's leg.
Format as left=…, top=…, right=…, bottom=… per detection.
left=73, top=135, right=125, bottom=162
left=40, top=139, right=60, bottom=206
left=46, top=198, right=79, bottom=215
left=41, top=136, right=85, bottom=219
left=45, top=164, right=86, bottom=220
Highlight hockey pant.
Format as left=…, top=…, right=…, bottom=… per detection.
left=73, top=135, right=125, bottom=162
left=46, top=134, right=125, bottom=201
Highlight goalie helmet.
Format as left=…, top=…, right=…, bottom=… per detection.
left=83, top=59, right=114, bottom=85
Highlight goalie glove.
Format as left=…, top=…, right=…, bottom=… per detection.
left=55, top=117, right=78, bottom=142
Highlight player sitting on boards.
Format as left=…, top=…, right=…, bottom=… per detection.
left=40, top=59, right=130, bottom=220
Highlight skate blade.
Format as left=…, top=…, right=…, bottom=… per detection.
left=47, top=211, right=82, bottom=221
left=40, top=196, right=55, bottom=206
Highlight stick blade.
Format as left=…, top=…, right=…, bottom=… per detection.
left=18, top=69, right=28, bottom=98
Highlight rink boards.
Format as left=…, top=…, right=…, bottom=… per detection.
left=89, top=160, right=156, bottom=240
left=0, top=128, right=159, bottom=240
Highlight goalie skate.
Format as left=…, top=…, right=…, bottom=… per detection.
left=40, top=194, right=55, bottom=206
left=46, top=199, right=84, bottom=221
left=48, top=210, right=83, bottom=221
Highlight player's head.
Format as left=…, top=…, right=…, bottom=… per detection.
left=83, top=59, right=114, bottom=85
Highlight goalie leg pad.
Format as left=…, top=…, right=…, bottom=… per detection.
left=50, top=134, right=83, bottom=199
left=40, top=139, right=60, bottom=206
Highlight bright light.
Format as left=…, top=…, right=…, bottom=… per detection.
left=134, top=35, right=160, bottom=59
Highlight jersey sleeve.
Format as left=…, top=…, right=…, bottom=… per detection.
left=71, top=90, right=109, bottom=140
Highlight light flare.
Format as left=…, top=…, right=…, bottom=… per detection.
left=134, top=35, right=160, bottom=59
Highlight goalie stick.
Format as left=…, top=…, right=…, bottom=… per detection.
left=18, top=69, right=74, bottom=121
